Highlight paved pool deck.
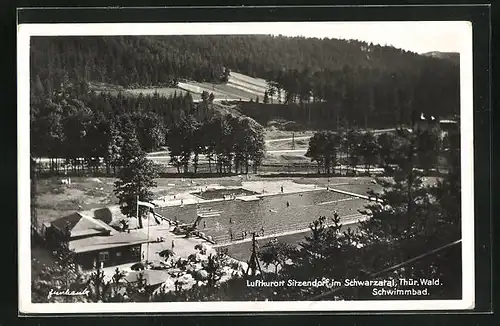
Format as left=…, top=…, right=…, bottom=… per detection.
left=98, top=224, right=216, bottom=281
left=152, top=179, right=328, bottom=208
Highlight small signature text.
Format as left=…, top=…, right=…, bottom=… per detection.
left=47, top=288, right=90, bottom=300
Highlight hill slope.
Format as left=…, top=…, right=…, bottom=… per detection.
left=30, top=35, right=460, bottom=128
left=31, top=35, right=456, bottom=89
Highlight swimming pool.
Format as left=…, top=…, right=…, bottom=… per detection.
left=157, top=190, right=369, bottom=244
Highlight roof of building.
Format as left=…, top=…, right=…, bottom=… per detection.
left=50, top=212, right=115, bottom=239
left=91, top=206, right=127, bottom=225
left=69, top=230, right=150, bottom=253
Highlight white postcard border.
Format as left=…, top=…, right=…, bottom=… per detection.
left=17, top=21, right=474, bottom=313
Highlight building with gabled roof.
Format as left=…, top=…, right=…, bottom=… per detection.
left=45, top=212, right=150, bottom=270
left=50, top=211, right=113, bottom=239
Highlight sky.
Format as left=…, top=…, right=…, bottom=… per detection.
left=261, top=21, right=469, bottom=54
left=21, top=21, right=471, bottom=54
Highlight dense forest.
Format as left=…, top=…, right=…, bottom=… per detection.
left=31, top=35, right=460, bottom=128
left=31, top=35, right=432, bottom=86
left=30, top=84, right=264, bottom=175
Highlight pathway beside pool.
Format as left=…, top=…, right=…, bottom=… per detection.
left=212, top=213, right=368, bottom=248
left=137, top=224, right=216, bottom=261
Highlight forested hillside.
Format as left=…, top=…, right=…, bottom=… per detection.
left=31, top=35, right=440, bottom=86
left=31, top=35, right=460, bottom=127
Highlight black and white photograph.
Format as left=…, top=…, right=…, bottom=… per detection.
left=18, top=19, right=475, bottom=313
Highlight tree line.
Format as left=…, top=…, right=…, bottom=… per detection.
left=30, top=83, right=265, bottom=175
left=305, top=119, right=447, bottom=175
left=241, top=56, right=459, bottom=129
left=261, top=58, right=459, bottom=126
left=166, top=113, right=265, bottom=175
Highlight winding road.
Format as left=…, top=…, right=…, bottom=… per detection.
left=264, top=128, right=400, bottom=145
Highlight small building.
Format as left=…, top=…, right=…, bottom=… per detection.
left=439, top=119, right=459, bottom=133
left=412, top=112, right=458, bottom=140
left=412, top=113, right=441, bottom=135
left=45, top=212, right=150, bottom=270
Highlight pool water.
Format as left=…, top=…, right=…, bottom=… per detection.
left=157, top=190, right=368, bottom=244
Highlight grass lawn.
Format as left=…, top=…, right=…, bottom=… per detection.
left=34, top=176, right=246, bottom=227
left=35, top=177, right=118, bottom=229
left=126, top=87, right=193, bottom=98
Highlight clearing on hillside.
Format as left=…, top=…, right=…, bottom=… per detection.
left=90, top=71, right=285, bottom=103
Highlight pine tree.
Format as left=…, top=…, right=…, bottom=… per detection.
left=263, top=91, right=269, bottom=104
left=113, top=117, right=158, bottom=228
left=106, top=119, right=123, bottom=175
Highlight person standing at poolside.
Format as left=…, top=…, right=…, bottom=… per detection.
left=280, top=185, right=283, bottom=193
